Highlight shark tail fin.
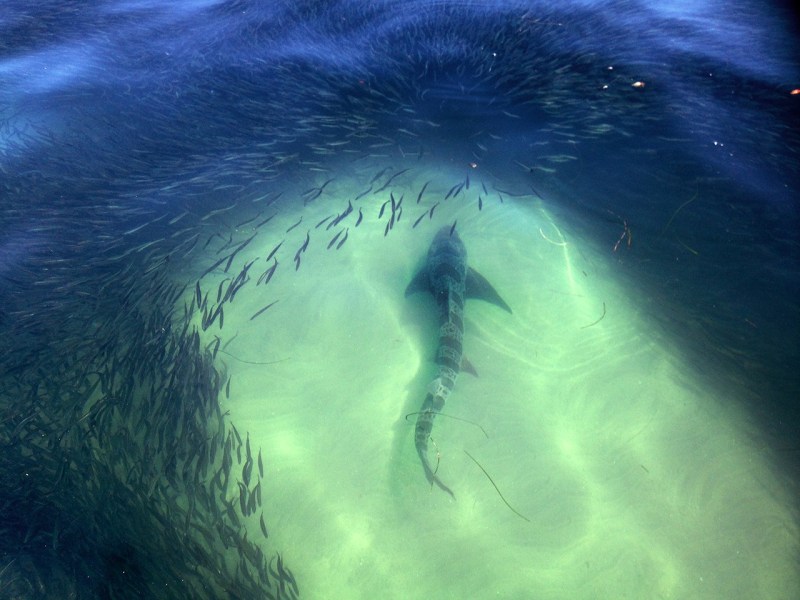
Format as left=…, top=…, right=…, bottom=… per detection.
left=466, top=267, right=512, bottom=313
left=418, top=448, right=456, bottom=499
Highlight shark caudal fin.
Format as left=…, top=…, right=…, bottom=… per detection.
left=417, top=443, right=456, bottom=499
left=466, top=267, right=512, bottom=313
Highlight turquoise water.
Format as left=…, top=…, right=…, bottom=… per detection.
left=194, top=165, right=797, bottom=599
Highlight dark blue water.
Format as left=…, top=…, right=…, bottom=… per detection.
left=2, top=1, right=798, bottom=597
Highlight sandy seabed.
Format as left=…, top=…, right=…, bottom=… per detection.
left=193, top=164, right=798, bottom=600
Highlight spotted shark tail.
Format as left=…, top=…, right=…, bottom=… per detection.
left=406, top=227, right=511, bottom=497
left=415, top=382, right=456, bottom=498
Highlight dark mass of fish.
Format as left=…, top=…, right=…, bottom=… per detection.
left=0, top=259, right=296, bottom=598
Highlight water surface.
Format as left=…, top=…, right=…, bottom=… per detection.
left=1, top=1, right=798, bottom=598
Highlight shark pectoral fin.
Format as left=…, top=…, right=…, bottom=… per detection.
left=460, top=356, right=478, bottom=377
left=405, top=267, right=430, bottom=297
left=466, top=267, right=512, bottom=313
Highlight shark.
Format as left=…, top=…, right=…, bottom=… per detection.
left=405, top=226, right=512, bottom=497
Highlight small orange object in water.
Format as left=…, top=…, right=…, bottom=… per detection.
left=790, top=89, right=800, bottom=95
left=632, top=81, right=645, bottom=88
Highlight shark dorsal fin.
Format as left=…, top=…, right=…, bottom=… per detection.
left=466, top=267, right=512, bottom=313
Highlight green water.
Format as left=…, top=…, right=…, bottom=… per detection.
left=193, top=164, right=797, bottom=599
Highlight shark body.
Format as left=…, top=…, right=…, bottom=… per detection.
left=405, top=227, right=511, bottom=497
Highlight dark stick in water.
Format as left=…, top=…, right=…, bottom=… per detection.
left=464, top=450, right=530, bottom=522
